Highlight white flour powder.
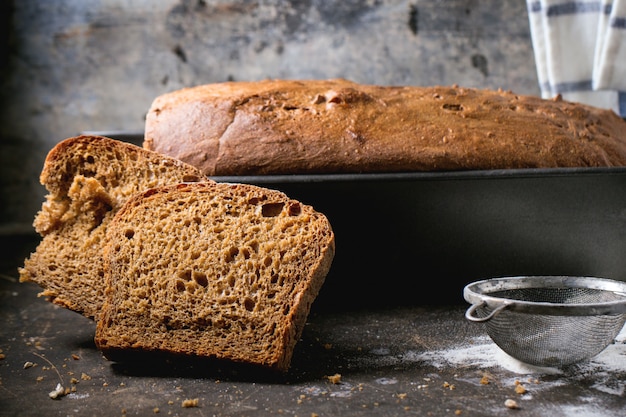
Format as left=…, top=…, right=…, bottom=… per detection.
left=416, top=325, right=626, bottom=375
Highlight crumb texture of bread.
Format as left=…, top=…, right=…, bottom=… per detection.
left=144, top=79, right=626, bottom=175
left=19, top=135, right=206, bottom=319
left=95, top=182, right=335, bottom=372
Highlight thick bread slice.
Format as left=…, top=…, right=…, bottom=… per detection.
left=95, top=182, right=335, bottom=372
left=144, top=79, right=626, bottom=175
left=19, top=135, right=207, bottom=319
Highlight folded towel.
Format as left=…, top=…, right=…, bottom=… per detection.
left=592, top=0, right=613, bottom=89
left=594, top=0, right=626, bottom=90
left=527, top=1, right=551, bottom=98
left=526, top=0, right=626, bottom=117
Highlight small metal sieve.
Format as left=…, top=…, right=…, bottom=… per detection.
left=463, top=276, right=626, bottom=367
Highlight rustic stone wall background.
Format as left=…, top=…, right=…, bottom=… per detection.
left=0, top=0, right=539, bottom=233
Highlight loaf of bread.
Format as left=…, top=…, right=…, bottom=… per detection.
left=19, top=135, right=207, bottom=319
left=144, top=79, right=626, bottom=175
left=95, top=181, right=335, bottom=372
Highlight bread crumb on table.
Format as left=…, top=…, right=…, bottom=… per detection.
left=182, top=398, right=199, bottom=408
left=504, top=399, right=519, bottom=409
left=326, top=373, right=342, bottom=384
left=514, top=380, right=527, bottom=395
left=48, top=383, right=65, bottom=399
left=443, top=381, right=455, bottom=390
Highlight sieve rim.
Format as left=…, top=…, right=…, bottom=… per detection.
left=463, top=276, right=626, bottom=317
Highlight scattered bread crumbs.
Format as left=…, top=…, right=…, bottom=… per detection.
left=455, top=410, right=463, bottom=415
left=396, top=393, right=407, bottom=399
left=182, top=398, right=199, bottom=408
left=48, top=383, right=65, bottom=399
left=504, top=399, right=519, bottom=409
left=81, top=373, right=91, bottom=381
left=514, top=380, right=527, bottom=395
left=480, top=375, right=490, bottom=385
left=168, top=400, right=174, bottom=405
left=70, top=377, right=79, bottom=385
left=323, top=343, right=332, bottom=350
left=326, top=373, right=342, bottom=384
left=443, top=382, right=455, bottom=390
left=311, top=413, right=319, bottom=417
left=0, top=353, right=5, bottom=360
left=71, top=354, right=80, bottom=360
left=23, top=361, right=35, bottom=369
left=153, top=407, right=160, bottom=413
left=36, top=376, right=44, bottom=382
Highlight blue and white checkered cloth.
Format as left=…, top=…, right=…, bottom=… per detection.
left=527, top=0, right=626, bottom=117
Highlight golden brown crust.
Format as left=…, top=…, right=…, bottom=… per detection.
left=144, top=79, right=626, bottom=175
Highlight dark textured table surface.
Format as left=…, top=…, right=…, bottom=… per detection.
left=2, top=235, right=626, bottom=417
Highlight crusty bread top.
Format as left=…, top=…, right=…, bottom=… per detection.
left=34, top=135, right=206, bottom=235
left=19, top=135, right=207, bottom=319
left=96, top=182, right=335, bottom=372
left=144, top=79, right=626, bottom=176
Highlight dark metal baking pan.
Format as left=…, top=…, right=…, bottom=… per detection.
left=89, top=132, right=626, bottom=310
left=211, top=167, right=626, bottom=310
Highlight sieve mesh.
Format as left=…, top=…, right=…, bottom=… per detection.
left=464, top=277, right=626, bottom=367
left=488, top=286, right=624, bottom=304
left=474, top=304, right=626, bottom=367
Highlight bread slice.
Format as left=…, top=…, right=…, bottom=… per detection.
left=95, top=182, right=335, bottom=372
left=19, top=135, right=207, bottom=319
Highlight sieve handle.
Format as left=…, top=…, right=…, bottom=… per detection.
left=465, top=302, right=509, bottom=322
